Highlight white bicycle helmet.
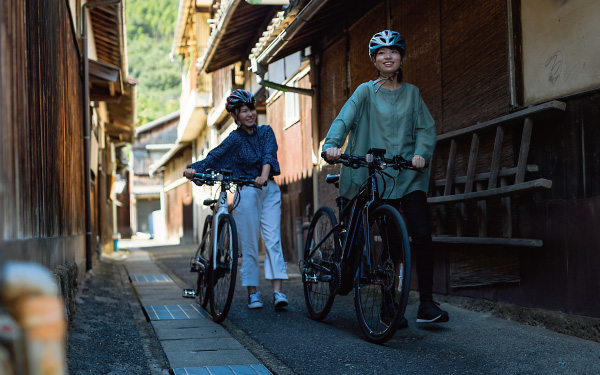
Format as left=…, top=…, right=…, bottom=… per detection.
left=369, top=30, right=406, bottom=58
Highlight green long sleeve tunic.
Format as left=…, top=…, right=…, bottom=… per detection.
left=323, top=81, right=437, bottom=200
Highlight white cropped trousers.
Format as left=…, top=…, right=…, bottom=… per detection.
left=232, top=180, right=288, bottom=287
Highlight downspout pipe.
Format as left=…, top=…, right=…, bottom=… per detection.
left=258, top=78, right=313, bottom=96
left=81, top=0, right=122, bottom=271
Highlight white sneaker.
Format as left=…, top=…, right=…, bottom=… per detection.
left=273, top=291, right=288, bottom=310
left=248, top=292, right=263, bottom=309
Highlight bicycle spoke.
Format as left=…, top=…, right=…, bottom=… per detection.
left=302, top=207, right=340, bottom=321
left=210, top=215, right=238, bottom=323
left=355, top=205, right=411, bottom=344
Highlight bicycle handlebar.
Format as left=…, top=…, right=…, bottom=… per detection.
left=188, top=171, right=266, bottom=188
left=320, top=150, right=428, bottom=172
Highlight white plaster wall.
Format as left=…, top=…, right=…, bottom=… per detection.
left=522, top=0, right=600, bottom=104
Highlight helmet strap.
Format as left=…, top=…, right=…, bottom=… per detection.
left=374, top=69, right=402, bottom=93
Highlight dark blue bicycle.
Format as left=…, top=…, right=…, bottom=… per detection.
left=301, top=148, right=425, bottom=343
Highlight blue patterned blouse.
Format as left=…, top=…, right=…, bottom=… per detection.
left=188, top=124, right=280, bottom=178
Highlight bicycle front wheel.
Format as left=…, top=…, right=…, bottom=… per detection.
left=193, top=235, right=210, bottom=308
left=192, top=215, right=212, bottom=308
left=302, top=206, right=341, bottom=321
left=210, top=214, right=238, bottom=323
left=354, top=204, right=411, bottom=344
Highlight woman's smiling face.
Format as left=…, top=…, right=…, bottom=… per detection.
left=374, top=47, right=402, bottom=76
left=234, top=105, right=257, bottom=129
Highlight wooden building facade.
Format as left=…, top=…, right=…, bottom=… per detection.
left=130, top=112, right=179, bottom=239
left=1, top=0, right=135, bottom=295
left=1, top=0, right=86, bottom=272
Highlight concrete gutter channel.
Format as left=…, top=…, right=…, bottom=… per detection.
left=122, top=249, right=286, bottom=375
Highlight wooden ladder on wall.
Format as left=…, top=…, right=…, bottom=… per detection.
left=427, top=100, right=566, bottom=247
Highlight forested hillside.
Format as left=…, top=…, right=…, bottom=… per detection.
left=126, top=0, right=181, bottom=125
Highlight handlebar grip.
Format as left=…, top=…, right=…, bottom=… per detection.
left=321, top=150, right=349, bottom=164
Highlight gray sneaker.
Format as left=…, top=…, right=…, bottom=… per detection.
left=248, top=291, right=263, bottom=309
left=273, top=291, right=288, bottom=310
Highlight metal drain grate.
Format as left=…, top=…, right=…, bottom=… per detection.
left=130, top=274, right=173, bottom=283
left=172, top=364, right=272, bottom=375
left=144, top=304, right=209, bottom=320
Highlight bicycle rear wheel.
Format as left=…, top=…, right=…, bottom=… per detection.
left=192, top=215, right=212, bottom=308
left=354, top=204, right=411, bottom=344
left=302, top=206, right=341, bottom=321
left=210, top=214, right=238, bottom=323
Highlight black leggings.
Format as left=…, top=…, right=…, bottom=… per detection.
left=388, top=190, right=434, bottom=302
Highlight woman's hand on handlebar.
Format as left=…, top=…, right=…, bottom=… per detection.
left=411, top=155, right=426, bottom=169
left=254, top=175, right=268, bottom=187
left=324, top=147, right=342, bottom=163
left=183, top=168, right=197, bottom=179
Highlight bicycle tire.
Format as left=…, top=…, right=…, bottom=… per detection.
left=354, top=204, right=411, bottom=344
left=302, top=206, right=341, bottom=321
left=209, top=214, right=238, bottom=323
left=192, top=215, right=212, bottom=308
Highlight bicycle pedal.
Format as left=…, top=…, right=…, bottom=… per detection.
left=182, top=288, right=196, bottom=298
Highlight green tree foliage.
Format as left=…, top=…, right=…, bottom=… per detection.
left=126, top=0, right=181, bottom=126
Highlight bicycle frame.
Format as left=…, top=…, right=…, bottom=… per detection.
left=192, top=170, right=257, bottom=273
left=340, top=156, right=390, bottom=286
left=210, top=184, right=231, bottom=271
left=306, top=150, right=387, bottom=290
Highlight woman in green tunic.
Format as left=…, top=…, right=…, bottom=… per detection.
left=323, top=30, right=449, bottom=325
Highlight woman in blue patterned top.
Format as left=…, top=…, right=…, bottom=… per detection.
left=184, top=89, right=289, bottom=311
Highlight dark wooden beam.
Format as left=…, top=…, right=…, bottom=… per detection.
left=437, top=100, right=566, bottom=141
left=428, top=178, right=552, bottom=204
left=432, top=236, right=543, bottom=247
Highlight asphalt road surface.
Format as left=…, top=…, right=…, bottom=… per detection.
left=149, top=243, right=600, bottom=375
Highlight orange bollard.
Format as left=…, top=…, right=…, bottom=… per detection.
left=1, top=262, right=66, bottom=375
left=12, top=296, right=66, bottom=375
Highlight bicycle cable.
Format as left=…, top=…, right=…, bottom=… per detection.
left=230, top=185, right=241, bottom=212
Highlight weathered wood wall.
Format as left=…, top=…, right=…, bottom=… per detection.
left=0, top=0, right=85, bottom=272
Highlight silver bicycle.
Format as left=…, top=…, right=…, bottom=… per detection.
left=185, top=169, right=258, bottom=323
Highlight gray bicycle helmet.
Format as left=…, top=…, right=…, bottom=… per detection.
left=225, top=89, right=256, bottom=113
left=368, top=30, right=406, bottom=58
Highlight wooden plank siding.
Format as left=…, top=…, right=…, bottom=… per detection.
left=1, top=0, right=86, bottom=271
